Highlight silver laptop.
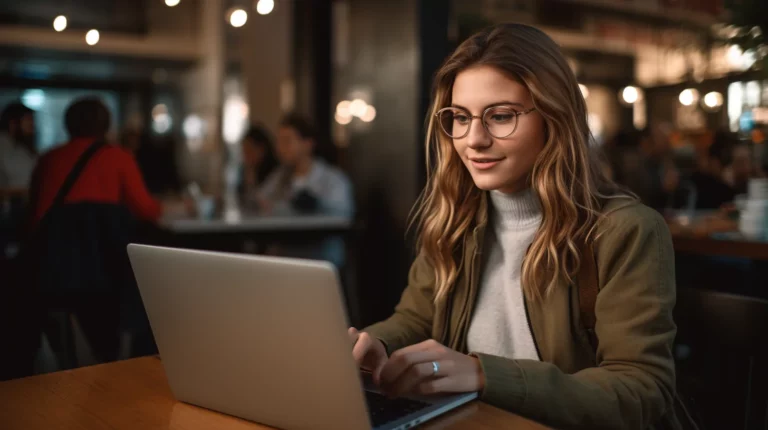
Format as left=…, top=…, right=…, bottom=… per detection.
left=127, top=244, right=477, bottom=430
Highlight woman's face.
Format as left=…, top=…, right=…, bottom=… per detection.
left=242, top=138, right=265, bottom=167
left=450, top=65, right=546, bottom=194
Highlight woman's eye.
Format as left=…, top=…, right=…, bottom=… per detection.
left=489, top=112, right=515, bottom=123
left=454, top=114, right=470, bottom=124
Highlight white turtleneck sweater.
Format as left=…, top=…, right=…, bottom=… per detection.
left=466, top=189, right=542, bottom=361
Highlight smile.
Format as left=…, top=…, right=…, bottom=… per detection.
left=469, top=158, right=503, bottom=170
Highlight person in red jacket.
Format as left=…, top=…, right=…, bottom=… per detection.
left=28, top=98, right=163, bottom=228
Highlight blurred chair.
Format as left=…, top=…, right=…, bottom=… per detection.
left=674, top=288, right=768, bottom=430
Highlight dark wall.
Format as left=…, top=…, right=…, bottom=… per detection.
left=334, top=0, right=452, bottom=326
left=293, top=0, right=334, bottom=163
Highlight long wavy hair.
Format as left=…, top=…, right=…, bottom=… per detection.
left=414, top=23, right=627, bottom=303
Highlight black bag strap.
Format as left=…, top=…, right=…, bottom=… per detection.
left=50, top=139, right=107, bottom=211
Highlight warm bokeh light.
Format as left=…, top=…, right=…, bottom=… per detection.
left=360, top=106, right=377, bottom=123
left=335, top=112, right=352, bottom=125
left=621, top=86, right=640, bottom=104
left=229, top=9, right=248, bottom=27
left=165, top=0, right=181, bottom=6
left=336, top=100, right=351, bottom=118
left=349, top=99, right=368, bottom=117
left=256, top=0, right=275, bottom=15
left=679, top=88, right=699, bottom=106
left=579, top=84, right=589, bottom=99
left=703, top=91, right=724, bottom=110
left=53, top=15, right=67, bottom=32
left=85, top=29, right=100, bottom=46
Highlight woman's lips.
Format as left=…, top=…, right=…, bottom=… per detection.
left=470, top=158, right=503, bottom=170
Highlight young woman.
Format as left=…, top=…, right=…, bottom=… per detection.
left=349, top=24, right=682, bottom=430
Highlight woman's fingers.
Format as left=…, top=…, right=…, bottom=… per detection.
left=385, top=361, right=445, bottom=398
left=351, top=331, right=388, bottom=375
left=348, top=327, right=360, bottom=344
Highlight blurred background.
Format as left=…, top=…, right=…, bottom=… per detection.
left=1, top=0, right=767, bottom=428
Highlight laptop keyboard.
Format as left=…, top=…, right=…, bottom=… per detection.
left=365, top=390, right=431, bottom=428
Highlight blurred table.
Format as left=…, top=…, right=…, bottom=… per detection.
left=672, top=233, right=768, bottom=261
left=162, top=213, right=352, bottom=235
left=155, top=212, right=354, bottom=251
left=666, top=211, right=768, bottom=261
left=0, top=357, right=548, bottom=430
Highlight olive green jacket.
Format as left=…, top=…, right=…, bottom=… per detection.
left=364, top=197, right=682, bottom=430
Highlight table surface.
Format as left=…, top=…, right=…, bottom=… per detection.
left=162, top=213, right=353, bottom=234
left=0, top=357, right=547, bottom=430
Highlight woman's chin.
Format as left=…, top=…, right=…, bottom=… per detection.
left=470, top=177, right=505, bottom=191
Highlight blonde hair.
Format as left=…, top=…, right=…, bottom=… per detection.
left=413, top=23, right=627, bottom=303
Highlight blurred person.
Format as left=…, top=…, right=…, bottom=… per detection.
left=0, top=102, right=37, bottom=188
left=259, top=113, right=353, bottom=217
left=22, top=97, right=176, bottom=367
left=349, top=24, right=685, bottom=430
left=258, top=114, right=353, bottom=268
left=690, top=131, right=737, bottom=209
left=238, top=125, right=278, bottom=207
left=29, top=99, right=163, bottom=226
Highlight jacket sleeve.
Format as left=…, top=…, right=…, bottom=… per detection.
left=473, top=206, right=678, bottom=430
left=362, top=253, right=436, bottom=354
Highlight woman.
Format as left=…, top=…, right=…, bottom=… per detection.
left=350, top=24, right=682, bottom=429
left=239, top=125, right=278, bottom=206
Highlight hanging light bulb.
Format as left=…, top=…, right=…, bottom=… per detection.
left=228, top=8, right=248, bottom=27
left=53, top=15, right=67, bottom=32
left=256, top=0, right=275, bottom=15
left=679, top=88, right=699, bottom=106
left=702, top=91, right=724, bottom=111
left=85, top=29, right=100, bottom=46
left=621, top=86, right=640, bottom=104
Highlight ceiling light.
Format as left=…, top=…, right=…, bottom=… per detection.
left=229, top=9, right=248, bottom=27
left=621, top=86, right=640, bottom=104
left=256, top=0, right=275, bottom=15
left=85, top=29, right=100, bottom=46
left=53, top=15, right=67, bottom=32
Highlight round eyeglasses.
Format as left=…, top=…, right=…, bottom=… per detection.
left=435, top=105, right=536, bottom=139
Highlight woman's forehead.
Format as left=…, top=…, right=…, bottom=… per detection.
left=451, top=65, right=530, bottom=110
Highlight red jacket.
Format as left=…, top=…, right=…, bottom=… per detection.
left=29, top=138, right=162, bottom=227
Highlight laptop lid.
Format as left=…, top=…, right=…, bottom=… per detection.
left=127, top=244, right=371, bottom=430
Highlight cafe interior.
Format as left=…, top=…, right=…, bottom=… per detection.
left=0, top=0, right=767, bottom=429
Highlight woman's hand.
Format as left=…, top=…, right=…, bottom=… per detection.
left=349, top=328, right=388, bottom=383
left=377, top=339, right=485, bottom=398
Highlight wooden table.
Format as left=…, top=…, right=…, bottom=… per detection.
left=0, top=357, right=547, bottom=430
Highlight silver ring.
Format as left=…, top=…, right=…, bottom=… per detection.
left=431, top=361, right=440, bottom=376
